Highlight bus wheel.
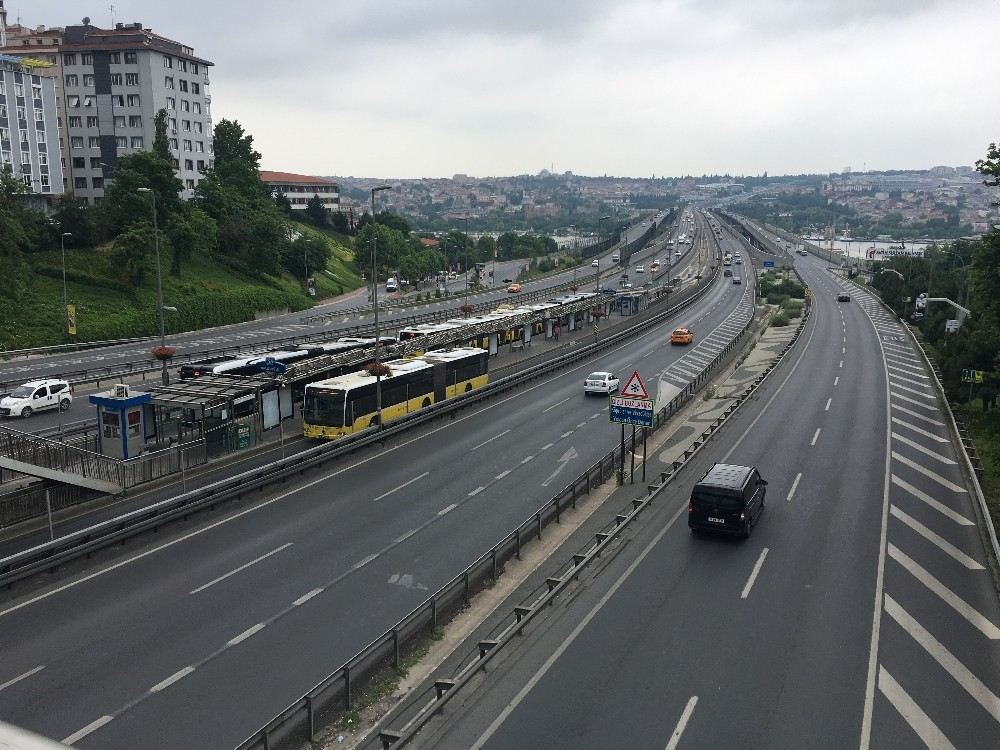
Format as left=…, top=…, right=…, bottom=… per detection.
left=464, top=383, right=473, bottom=393
left=422, top=398, right=432, bottom=409
left=369, top=415, right=380, bottom=429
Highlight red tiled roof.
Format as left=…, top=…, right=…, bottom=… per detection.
left=419, top=238, right=441, bottom=248
left=259, top=171, right=337, bottom=186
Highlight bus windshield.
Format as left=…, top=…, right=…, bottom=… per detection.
left=304, top=389, right=347, bottom=427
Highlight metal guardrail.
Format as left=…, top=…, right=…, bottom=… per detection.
left=0, top=427, right=125, bottom=492
left=0, top=336, right=155, bottom=362
left=0, top=255, right=724, bottom=588
left=232, top=263, right=786, bottom=750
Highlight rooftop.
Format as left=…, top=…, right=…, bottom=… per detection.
left=260, top=171, right=338, bottom=186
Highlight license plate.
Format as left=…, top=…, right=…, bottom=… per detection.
left=707, top=517, right=725, bottom=524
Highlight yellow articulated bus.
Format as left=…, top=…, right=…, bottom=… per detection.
left=303, top=347, right=489, bottom=439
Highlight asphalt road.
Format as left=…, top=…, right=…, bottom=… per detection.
left=0, top=217, right=754, bottom=748
left=398, top=253, right=1000, bottom=749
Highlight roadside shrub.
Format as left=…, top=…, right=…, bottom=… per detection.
left=767, top=293, right=790, bottom=306
left=771, top=313, right=790, bottom=327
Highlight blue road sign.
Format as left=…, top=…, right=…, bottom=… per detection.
left=763, top=260, right=775, bottom=268
left=610, top=396, right=653, bottom=427
left=255, top=357, right=288, bottom=375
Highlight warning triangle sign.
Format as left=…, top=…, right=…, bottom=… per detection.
left=621, top=371, right=649, bottom=399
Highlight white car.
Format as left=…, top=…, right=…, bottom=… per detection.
left=674, top=251, right=682, bottom=257
left=635, top=265, right=645, bottom=273
left=584, top=371, right=620, bottom=395
left=1, top=379, right=72, bottom=418
left=591, top=259, right=599, bottom=267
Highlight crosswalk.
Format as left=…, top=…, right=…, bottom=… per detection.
left=843, top=279, right=1000, bottom=749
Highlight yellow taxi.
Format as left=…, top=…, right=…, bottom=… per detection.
left=670, top=327, right=694, bottom=345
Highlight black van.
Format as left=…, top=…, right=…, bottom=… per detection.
left=688, top=463, right=767, bottom=537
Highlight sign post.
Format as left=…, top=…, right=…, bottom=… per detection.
left=962, top=368, right=985, bottom=402
left=610, top=371, right=653, bottom=484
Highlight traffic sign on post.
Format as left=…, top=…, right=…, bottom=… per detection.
left=610, top=396, right=653, bottom=427
left=763, top=260, right=775, bottom=268
left=621, top=370, right=650, bottom=399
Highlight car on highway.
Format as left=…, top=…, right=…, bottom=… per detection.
left=591, top=259, right=599, bottom=267
left=674, top=251, right=682, bottom=257
left=611, top=253, right=620, bottom=263
left=670, top=327, right=694, bottom=345
left=506, top=283, right=523, bottom=293
left=635, top=265, right=645, bottom=273
left=621, top=280, right=633, bottom=289
left=599, top=287, right=618, bottom=295
left=584, top=371, right=620, bottom=395
left=688, top=463, right=767, bottom=538
left=724, top=269, right=733, bottom=277
left=733, top=277, right=742, bottom=285
left=1, top=379, right=72, bottom=418
left=837, top=293, right=851, bottom=302
left=734, top=258, right=743, bottom=265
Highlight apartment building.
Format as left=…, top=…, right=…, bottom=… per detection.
left=0, top=54, right=64, bottom=198
left=260, top=171, right=340, bottom=211
left=0, top=5, right=213, bottom=203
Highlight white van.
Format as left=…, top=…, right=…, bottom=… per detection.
left=385, top=277, right=398, bottom=292
left=0, top=379, right=73, bottom=418
left=611, top=253, right=620, bottom=263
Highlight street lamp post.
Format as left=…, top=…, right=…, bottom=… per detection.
left=137, top=188, right=169, bottom=385
left=370, top=184, right=393, bottom=429
left=458, top=217, right=470, bottom=301
left=596, top=215, right=611, bottom=292
left=60, top=232, right=72, bottom=343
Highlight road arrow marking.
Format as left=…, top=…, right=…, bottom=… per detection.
left=541, top=446, right=579, bottom=487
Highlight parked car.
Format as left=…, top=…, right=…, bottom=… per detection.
left=584, top=371, right=620, bottom=395
left=0, top=379, right=72, bottom=418
left=506, top=283, right=523, bottom=293
left=671, top=327, right=694, bottom=345
left=688, top=463, right=767, bottom=538
left=837, top=293, right=851, bottom=302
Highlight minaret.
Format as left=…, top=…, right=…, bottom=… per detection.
left=0, top=1, right=8, bottom=47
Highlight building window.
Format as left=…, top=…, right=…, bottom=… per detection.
left=164, top=76, right=174, bottom=89
left=36, top=130, right=45, bottom=143
left=193, top=102, right=201, bottom=114
left=0, top=127, right=8, bottom=142
left=90, top=157, right=102, bottom=168
left=196, top=159, right=205, bottom=171
left=113, top=115, right=126, bottom=128
left=109, top=52, right=121, bottom=64
left=21, top=152, right=31, bottom=168
left=124, top=52, right=137, bottom=64
left=127, top=94, right=141, bottom=106
left=34, top=108, right=44, bottom=122
left=83, top=74, right=95, bottom=86
left=92, top=176, right=104, bottom=189
left=163, top=55, right=173, bottom=68
left=130, top=136, right=144, bottom=148
left=0, top=151, right=10, bottom=165
left=72, top=156, right=85, bottom=168
left=112, top=95, right=124, bottom=107
left=182, top=120, right=190, bottom=131
left=116, top=135, right=128, bottom=148
left=70, top=136, right=84, bottom=149
left=19, top=129, right=29, bottom=143
left=88, top=136, right=100, bottom=148
left=125, top=73, right=139, bottom=86
left=21, top=175, right=31, bottom=188
left=0, top=82, right=5, bottom=96
left=40, top=174, right=50, bottom=191
left=183, top=139, right=192, bottom=152
left=166, top=97, right=176, bottom=110
left=86, top=115, right=98, bottom=128
left=0, top=104, right=5, bottom=118
left=185, top=178, right=195, bottom=189
left=194, top=122, right=203, bottom=134
left=169, top=138, right=178, bottom=149
left=192, top=82, right=200, bottom=95
left=14, top=83, right=24, bottom=98
left=178, top=59, right=187, bottom=72
left=31, top=85, right=42, bottom=99
left=181, top=100, right=190, bottom=112
left=81, top=53, right=94, bottom=65
left=110, top=73, right=122, bottom=85
left=16, top=105, right=25, bottom=120
left=168, top=117, right=177, bottom=129
left=63, top=54, right=77, bottom=66
left=179, top=80, right=188, bottom=93
left=129, top=115, right=142, bottom=128
left=83, top=96, right=95, bottom=107
left=195, top=141, right=204, bottom=153
left=192, top=62, right=200, bottom=74
left=65, top=74, right=79, bottom=86
left=74, top=177, right=88, bottom=189
left=184, top=158, right=193, bottom=170
left=39, top=151, right=47, bottom=165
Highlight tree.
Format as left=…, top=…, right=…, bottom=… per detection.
left=208, top=119, right=267, bottom=200
left=166, top=206, right=217, bottom=276
left=282, top=235, right=330, bottom=279
left=111, top=221, right=156, bottom=285
left=305, top=194, right=329, bottom=227
left=331, top=210, right=349, bottom=233
left=152, top=108, right=171, bottom=161
left=103, top=150, right=183, bottom=234
left=51, top=194, right=99, bottom=247
left=976, top=142, right=1000, bottom=187
left=273, top=191, right=292, bottom=216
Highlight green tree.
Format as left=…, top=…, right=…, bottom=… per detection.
left=111, top=221, right=156, bottom=286
left=305, top=194, right=329, bottom=227
left=282, top=234, right=331, bottom=279
left=273, top=191, right=292, bottom=216
left=208, top=119, right=267, bottom=200
left=331, top=210, right=349, bottom=233
left=103, top=150, right=183, bottom=234
left=152, top=108, right=171, bottom=161
left=51, top=194, right=99, bottom=247
left=166, top=206, right=217, bottom=276
left=975, top=142, right=1000, bottom=187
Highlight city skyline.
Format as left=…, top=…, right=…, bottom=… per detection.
left=10, top=0, right=1000, bottom=179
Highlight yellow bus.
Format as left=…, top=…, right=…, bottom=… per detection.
left=303, top=347, right=489, bottom=439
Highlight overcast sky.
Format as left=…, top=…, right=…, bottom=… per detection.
left=12, top=0, right=1000, bottom=178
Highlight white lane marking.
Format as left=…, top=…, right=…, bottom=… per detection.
left=472, top=430, right=510, bottom=451
left=190, top=543, right=293, bottom=594
left=834, top=376, right=840, bottom=386
left=521, top=455, right=534, bottom=464
left=891, top=417, right=947, bottom=442
left=437, top=503, right=457, bottom=516
left=576, top=421, right=588, bottom=429
left=888, top=544, right=999, bottom=638
left=892, top=403, right=945, bottom=426
left=843, top=347, right=846, bottom=354
left=292, top=588, right=323, bottom=606
left=786, top=473, right=802, bottom=503
left=353, top=553, right=379, bottom=569
left=884, top=358, right=925, bottom=374
left=884, top=595, right=1000, bottom=721
left=468, top=501, right=691, bottom=750
left=810, top=428, right=821, bottom=446
left=825, top=397, right=831, bottom=411
left=0, top=664, right=45, bottom=692
left=226, top=623, right=265, bottom=647
left=888, top=364, right=928, bottom=379
left=560, top=431, right=574, bottom=438
left=839, top=360, right=844, bottom=368
left=891, top=433, right=956, bottom=465
left=890, top=505, right=983, bottom=569
left=150, top=665, right=195, bottom=693
left=63, top=715, right=115, bottom=745
left=891, top=475, right=973, bottom=526
left=373, top=471, right=431, bottom=502
left=878, top=667, right=957, bottom=750
left=540, top=443, right=554, bottom=450
left=590, top=412, right=602, bottom=419
left=891, top=375, right=934, bottom=391
left=664, top=696, right=699, bottom=750
left=891, top=452, right=966, bottom=493
left=741, top=547, right=769, bottom=599
left=468, top=486, right=485, bottom=497
left=495, top=470, right=511, bottom=480
left=891, top=392, right=937, bottom=410
left=542, top=397, right=571, bottom=413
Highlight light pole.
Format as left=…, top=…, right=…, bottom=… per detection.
left=458, top=217, right=470, bottom=301
left=60, top=232, right=72, bottom=343
left=597, top=215, right=611, bottom=292
left=370, top=184, right=392, bottom=429
left=137, top=188, right=169, bottom=385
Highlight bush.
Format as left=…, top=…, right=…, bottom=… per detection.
left=771, top=313, right=790, bottom=327
left=767, top=293, right=790, bottom=306
left=782, top=299, right=804, bottom=319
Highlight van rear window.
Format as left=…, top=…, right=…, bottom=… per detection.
left=692, top=490, right=743, bottom=509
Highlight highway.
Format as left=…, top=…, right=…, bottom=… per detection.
left=0, top=217, right=663, bottom=391
left=391, top=251, right=1000, bottom=749
left=0, top=217, right=755, bottom=747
